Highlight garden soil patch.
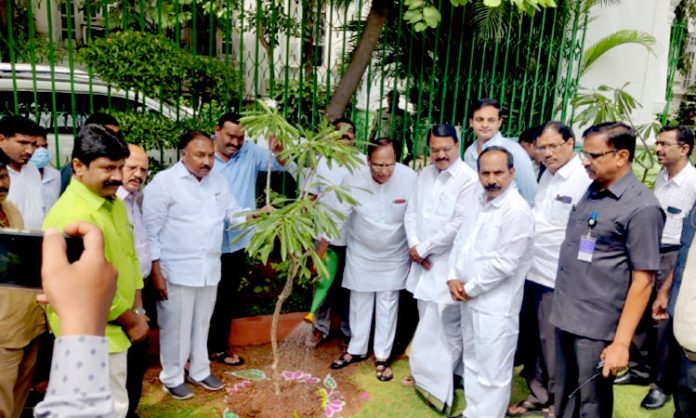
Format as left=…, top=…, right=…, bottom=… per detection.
left=139, top=328, right=367, bottom=418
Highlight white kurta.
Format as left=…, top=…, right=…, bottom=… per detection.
left=339, top=163, right=416, bottom=292
left=448, top=186, right=534, bottom=418
left=7, top=163, right=45, bottom=230
left=404, top=158, right=479, bottom=303
left=302, top=154, right=366, bottom=245
left=527, top=155, right=591, bottom=289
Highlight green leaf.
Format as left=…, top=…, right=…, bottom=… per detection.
left=483, top=0, right=502, bottom=6
left=422, top=6, right=442, bottom=28
left=414, top=22, right=428, bottom=32
left=581, top=30, right=655, bottom=75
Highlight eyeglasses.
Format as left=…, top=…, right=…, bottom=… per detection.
left=535, top=141, right=567, bottom=153
left=655, top=141, right=683, bottom=148
left=369, top=163, right=396, bottom=169
left=579, top=149, right=617, bottom=161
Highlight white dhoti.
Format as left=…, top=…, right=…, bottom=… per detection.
left=410, top=300, right=462, bottom=415
left=347, top=290, right=399, bottom=360
left=157, top=283, right=217, bottom=387
left=460, top=304, right=518, bottom=418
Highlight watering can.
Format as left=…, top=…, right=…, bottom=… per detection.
left=304, top=248, right=339, bottom=324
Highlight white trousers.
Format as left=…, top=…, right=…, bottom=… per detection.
left=460, top=305, right=518, bottom=418
left=347, top=290, right=399, bottom=360
left=110, top=351, right=128, bottom=418
left=157, top=283, right=217, bottom=387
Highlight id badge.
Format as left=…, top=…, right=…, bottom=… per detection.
left=577, top=234, right=596, bottom=263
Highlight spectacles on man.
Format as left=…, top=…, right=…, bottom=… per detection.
left=655, top=141, right=683, bottom=148
left=370, top=162, right=396, bottom=169
left=579, top=149, right=617, bottom=161
left=535, top=141, right=567, bottom=153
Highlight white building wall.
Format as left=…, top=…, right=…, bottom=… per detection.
left=577, top=0, right=676, bottom=134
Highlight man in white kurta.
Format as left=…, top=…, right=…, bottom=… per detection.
left=509, top=122, right=591, bottom=417
left=329, top=139, right=416, bottom=381
left=304, top=118, right=366, bottom=346
left=144, top=132, right=245, bottom=400
left=448, top=146, right=534, bottom=418
left=404, top=124, right=479, bottom=411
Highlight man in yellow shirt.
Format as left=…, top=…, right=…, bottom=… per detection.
left=43, top=124, right=146, bottom=418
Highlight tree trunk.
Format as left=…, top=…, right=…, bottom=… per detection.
left=325, top=0, right=391, bottom=121
left=270, top=259, right=296, bottom=395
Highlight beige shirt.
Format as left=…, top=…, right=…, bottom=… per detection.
left=674, top=238, right=696, bottom=352
left=0, top=201, right=46, bottom=348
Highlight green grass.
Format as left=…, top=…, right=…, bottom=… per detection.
left=137, top=358, right=675, bottom=417
left=351, top=360, right=675, bottom=418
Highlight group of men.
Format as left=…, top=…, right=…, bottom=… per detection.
left=0, top=112, right=287, bottom=417
left=310, top=98, right=696, bottom=418
left=3, top=93, right=696, bottom=418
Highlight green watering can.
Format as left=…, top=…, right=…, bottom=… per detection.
left=304, top=248, right=339, bottom=324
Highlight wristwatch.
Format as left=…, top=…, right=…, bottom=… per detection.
left=133, top=307, right=146, bottom=316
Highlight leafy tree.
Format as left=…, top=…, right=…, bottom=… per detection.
left=239, top=100, right=362, bottom=393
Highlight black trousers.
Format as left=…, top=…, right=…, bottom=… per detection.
left=674, top=349, right=696, bottom=417
left=628, top=250, right=679, bottom=390
left=518, top=281, right=556, bottom=406
left=554, top=329, right=613, bottom=418
left=208, top=250, right=246, bottom=354
left=126, top=338, right=149, bottom=418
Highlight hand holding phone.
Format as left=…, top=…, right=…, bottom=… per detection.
left=39, top=223, right=117, bottom=336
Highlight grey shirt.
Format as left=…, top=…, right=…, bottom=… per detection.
left=550, top=171, right=664, bottom=341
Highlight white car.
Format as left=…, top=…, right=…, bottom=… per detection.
left=0, top=63, right=193, bottom=166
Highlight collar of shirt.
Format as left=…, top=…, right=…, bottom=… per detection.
left=69, top=178, right=113, bottom=211
left=116, top=186, right=134, bottom=202
left=552, top=154, right=582, bottom=180
left=437, top=157, right=464, bottom=177
left=475, top=132, right=505, bottom=155
left=215, top=141, right=249, bottom=165
left=589, top=170, right=635, bottom=200
left=659, top=163, right=696, bottom=187
left=479, top=184, right=514, bottom=209
left=174, top=160, right=214, bottom=184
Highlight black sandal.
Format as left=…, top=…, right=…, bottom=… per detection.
left=375, top=360, right=393, bottom=382
left=211, top=352, right=245, bottom=367
left=330, top=352, right=367, bottom=369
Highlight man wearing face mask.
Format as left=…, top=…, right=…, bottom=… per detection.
left=30, top=134, right=61, bottom=213
left=0, top=115, right=45, bottom=230
left=448, top=146, right=535, bottom=418
left=44, top=125, right=145, bottom=417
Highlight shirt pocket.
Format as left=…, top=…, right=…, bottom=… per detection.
left=476, top=223, right=501, bottom=254
left=551, top=198, right=574, bottom=224
left=434, top=193, right=457, bottom=217
left=390, top=199, right=408, bottom=221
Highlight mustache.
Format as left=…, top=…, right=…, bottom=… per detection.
left=484, top=184, right=501, bottom=191
left=104, top=180, right=122, bottom=188
left=200, top=165, right=212, bottom=171
left=436, top=157, right=449, bottom=162
left=0, top=187, right=8, bottom=194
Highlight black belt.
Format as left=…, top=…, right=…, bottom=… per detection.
left=660, top=244, right=680, bottom=254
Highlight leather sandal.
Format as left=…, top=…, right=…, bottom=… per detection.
left=330, top=352, right=367, bottom=369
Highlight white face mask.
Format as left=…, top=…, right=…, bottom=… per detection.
left=29, top=147, right=50, bottom=169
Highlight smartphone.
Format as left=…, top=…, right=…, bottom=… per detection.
left=0, top=229, right=84, bottom=289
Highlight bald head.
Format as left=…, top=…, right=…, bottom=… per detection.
left=122, top=144, right=149, bottom=192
